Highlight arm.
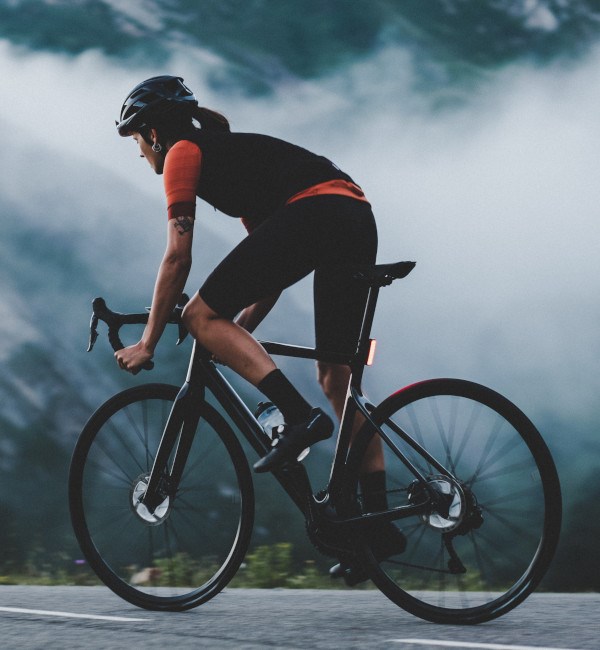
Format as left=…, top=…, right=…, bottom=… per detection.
left=115, top=215, right=194, bottom=373
left=235, top=292, right=281, bottom=334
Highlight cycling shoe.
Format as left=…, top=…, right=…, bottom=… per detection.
left=330, top=523, right=407, bottom=586
left=253, top=408, right=333, bottom=473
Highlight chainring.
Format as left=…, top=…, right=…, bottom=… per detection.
left=305, top=490, right=359, bottom=559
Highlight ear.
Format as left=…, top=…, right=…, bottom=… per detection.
left=149, top=128, right=159, bottom=144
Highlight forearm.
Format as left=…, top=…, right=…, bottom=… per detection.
left=235, top=292, right=281, bottom=333
left=142, top=254, right=191, bottom=351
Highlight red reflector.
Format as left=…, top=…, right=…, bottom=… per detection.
left=366, top=339, right=377, bottom=366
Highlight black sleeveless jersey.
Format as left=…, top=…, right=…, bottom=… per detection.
left=185, top=130, right=354, bottom=221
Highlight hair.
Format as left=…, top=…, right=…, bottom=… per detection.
left=191, top=106, right=230, bottom=132
left=140, top=104, right=230, bottom=147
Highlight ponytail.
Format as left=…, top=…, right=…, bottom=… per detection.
left=191, top=105, right=230, bottom=132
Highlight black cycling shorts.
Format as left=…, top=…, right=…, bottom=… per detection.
left=198, top=195, right=378, bottom=356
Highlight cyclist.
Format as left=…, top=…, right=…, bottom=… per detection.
left=114, top=75, right=405, bottom=581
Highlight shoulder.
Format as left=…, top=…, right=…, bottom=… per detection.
left=167, top=139, right=202, bottom=159
left=164, top=140, right=202, bottom=176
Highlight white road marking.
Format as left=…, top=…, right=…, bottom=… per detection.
left=391, top=640, right=582, bottom=650
left=0, top=606, right=147, bottom=622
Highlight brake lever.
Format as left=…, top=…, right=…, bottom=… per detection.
left=89, top=294, right=189, bottom=358
left=88, top=313, right=99, bottom=352
left=174, top=293, right=190, bottom=345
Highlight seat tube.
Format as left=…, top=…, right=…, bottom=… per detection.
left=351, top=285, right=380, bottom=386
left=328, top=283, right=379, bottom=498
left=328, top=375, right=358, bottom=498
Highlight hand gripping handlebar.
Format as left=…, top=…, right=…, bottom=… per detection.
left=87, top=294, right=190, bottom=370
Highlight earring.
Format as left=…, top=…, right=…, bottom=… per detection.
left=152, top=142, right=162, bottom=153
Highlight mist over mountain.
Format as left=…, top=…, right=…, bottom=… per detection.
left=0, top=2, right=599, bottom=587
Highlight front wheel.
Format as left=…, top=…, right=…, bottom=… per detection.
left=346, top=378, right=561, bottom=624
left=69, top=383, right=254, bottom=611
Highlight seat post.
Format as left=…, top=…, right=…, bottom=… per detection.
left=350, top=284, right=380, bottom=387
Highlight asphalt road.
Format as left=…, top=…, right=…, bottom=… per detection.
left=0, top=587, right=596, bottom=649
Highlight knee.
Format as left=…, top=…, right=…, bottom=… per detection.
left=317, top=362, right=350, bottom=402
left=182, top=295, right=220, bottom=336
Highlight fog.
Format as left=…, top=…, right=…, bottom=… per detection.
left=1, top=38, right=598, bottom=438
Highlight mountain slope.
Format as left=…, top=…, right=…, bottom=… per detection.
left=2, top=0, right=600, bottom=94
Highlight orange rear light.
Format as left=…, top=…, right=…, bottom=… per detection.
left=366, top=339, right=377, bottom=366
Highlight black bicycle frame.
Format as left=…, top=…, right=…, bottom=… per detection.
left=140, top=281, right=441, bottom=530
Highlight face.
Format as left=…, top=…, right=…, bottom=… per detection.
left=132, top=130, right=165, bottom=175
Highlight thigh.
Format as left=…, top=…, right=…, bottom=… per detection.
left=313, top=200, right=378, bottom=354
left=198, top=201, right=322, bottom=318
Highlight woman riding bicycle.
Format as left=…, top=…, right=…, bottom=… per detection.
left=114, top=76, right=404, bottom=577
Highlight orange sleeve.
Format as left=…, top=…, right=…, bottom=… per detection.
left=163, top=140, right=202, bottom=220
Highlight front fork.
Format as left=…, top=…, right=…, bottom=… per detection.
left=141, top=344, right=207, bottom=513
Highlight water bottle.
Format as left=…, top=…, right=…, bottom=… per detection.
left=254, top=402, right=310, bottom=461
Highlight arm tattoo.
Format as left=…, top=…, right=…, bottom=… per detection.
left=172, top=216, right=194, bottom=236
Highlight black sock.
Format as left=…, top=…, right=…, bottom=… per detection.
left=359, top=470, right=388, bottom=513
left=257, top=369, right=312, bottom=425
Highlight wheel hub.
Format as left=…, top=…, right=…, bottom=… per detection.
left=410, top=475, right=466, bottom=532
left=130, top=474, right=171, bottom=525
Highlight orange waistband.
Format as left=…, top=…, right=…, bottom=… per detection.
left=286, top=179, right=369, bottom=205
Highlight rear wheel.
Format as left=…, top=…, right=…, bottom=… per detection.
left=69, top=383, right=254, bottom=611
left=346, top=378, right=561, bottom=624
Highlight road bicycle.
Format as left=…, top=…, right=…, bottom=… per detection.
left=69, top=261, right=562, bottom=624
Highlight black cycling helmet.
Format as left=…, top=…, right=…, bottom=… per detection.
left=116, top=75, right=198, bottom=136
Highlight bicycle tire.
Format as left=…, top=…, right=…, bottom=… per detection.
left=345, top=378, right=561, bottom=624
left=69, top=383, right=254, bottom=611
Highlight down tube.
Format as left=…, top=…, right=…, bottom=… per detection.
left=200, top=360, right=312, bottom=515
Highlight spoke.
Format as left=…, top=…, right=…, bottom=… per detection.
left=383, top=416, right=431, bottom=477
left=405, top=405, right=433, bottom=475
left=481, top=505, right=539, bottom=520
left=162, top=521, right=176, bottom=586
left=180, top=437, right=223, bottom=477
left=174, top=493, right=234, bottom=517
left=429, top=396, right=457, bottom=475
left=456, top=572, right=470, bottom=608
left=469, top=530, right=491, bottom=593
left=382, top=557, right=453, bottom=574
left=84, top=456, right=133, bottom=488
left=480, top=507, right=542, bottom=543
left=479, top=485, right=539, bottom=508
left=472, top=528, right=531, bottom=569
left=141, top=400, right=152, bottom=471
left=437, top=536, right=446, bottom=599
left=469, top=414, right=508, bottom=484
left=146, top=526, right=156, bottom=584
left=123, top=401, right=158, bottom=459
left=403, top=521, right=429, bottom=565
left=471, top=457, right=538, bottom=485
left=470, top=433, right=522, bottom=485
left=88, top=506, right=134, bottom=535
left=453, top=400, right=483, bottom=469
left=104, top=419, right=147, bottom=476
left=89, top=435, right=142, bottom=485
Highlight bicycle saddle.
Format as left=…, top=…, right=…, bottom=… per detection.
left=353, top=261, right=416, bottom=287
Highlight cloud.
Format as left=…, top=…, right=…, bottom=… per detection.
left=1, top=38, right=598, bottom=427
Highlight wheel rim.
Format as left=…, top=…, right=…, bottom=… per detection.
left=355, top=380, right=560, bottom=622
left=72, top=386, right=251, bottom=606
